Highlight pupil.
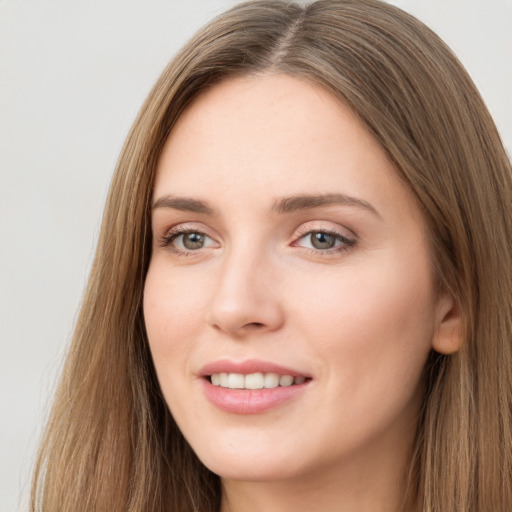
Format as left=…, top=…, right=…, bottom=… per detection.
left=183, top=233, right=204, bottom=250
left=311, top=232, right=335, bottom=250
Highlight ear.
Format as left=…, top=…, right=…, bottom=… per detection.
left=432, top=293, right=463, bottom=355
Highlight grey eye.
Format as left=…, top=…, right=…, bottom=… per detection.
left=182, top=232, right=206, bottom=250
left=309, top=232, right=337, bottom=250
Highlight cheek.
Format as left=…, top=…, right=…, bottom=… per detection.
left=143, top=259, right=208, bottom=386
left=290, top=251, right=436, bottom=396
left=278, top=256, right=436, bottom=462
left=143, top=261, right=219, bottom=444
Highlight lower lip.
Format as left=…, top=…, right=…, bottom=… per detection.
left=201, top=379, right=309, bottom=414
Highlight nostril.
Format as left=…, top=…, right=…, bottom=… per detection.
left=246, top=322, right=264, bottom=329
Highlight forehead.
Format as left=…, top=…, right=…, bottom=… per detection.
left=154, top=73, right=420, bottom=223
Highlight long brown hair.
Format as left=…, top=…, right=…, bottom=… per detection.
left=31, top=1, right=512, bottom=510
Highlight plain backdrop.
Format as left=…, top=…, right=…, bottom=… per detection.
left=1, top=1, right=510, bottom=510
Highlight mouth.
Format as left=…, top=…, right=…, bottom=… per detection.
left=199, top=360, right=312, bottom=413
left=208, top=372, right=308, bottom=389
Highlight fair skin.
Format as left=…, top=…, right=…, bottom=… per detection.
left=144, top=74, right=459, bottom=512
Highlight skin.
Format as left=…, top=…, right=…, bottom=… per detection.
left=144, top=74, right=459, bottom=512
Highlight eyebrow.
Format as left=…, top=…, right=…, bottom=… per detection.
left=152, top=193, right=380, bottom=218
left=152, top=195, right=214, bottom=215
left=270, top=193, right=381, bottom=218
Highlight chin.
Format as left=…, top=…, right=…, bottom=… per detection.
left=202, top=457, right=301, bottom=483
left=190, top=437, right=307, bottom=483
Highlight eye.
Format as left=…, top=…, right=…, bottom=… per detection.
left=294, top=229, right=355, bottom=253
left=161, top=228, right=217, bottom=253
left=307, top=232, right=338, bottom=250
left=177, top=232, right=209, bottom=250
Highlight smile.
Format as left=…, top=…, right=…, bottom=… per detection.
left=210, top=372, right=307, bottom=389
left=200, top=360, right=311, bottom=414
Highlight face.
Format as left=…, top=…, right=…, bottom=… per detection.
left=144, top=74, right=449, bottom=483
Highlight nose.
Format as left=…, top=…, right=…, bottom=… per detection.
left=205, top=247, right=285, bottom=337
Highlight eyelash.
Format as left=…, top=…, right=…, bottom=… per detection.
left=292, top=228, right=356, bottom=256
left=158, top=226, right=214, bottom=256
left=158, top=226, right=356, bottom=257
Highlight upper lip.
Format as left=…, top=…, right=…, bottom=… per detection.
left=199, top=359, right=310, bottom=378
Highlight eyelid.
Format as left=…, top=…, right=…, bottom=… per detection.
left=159, top=221, right=214, bottom=238
left=293, top=221, right=356, bottom=241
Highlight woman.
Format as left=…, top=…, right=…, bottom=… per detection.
left=31, top=1, right=512, bottom=511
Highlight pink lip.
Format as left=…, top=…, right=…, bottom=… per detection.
left=198, top=359, right=311, bottom=415
left=199, top=359, right=310, bottom=378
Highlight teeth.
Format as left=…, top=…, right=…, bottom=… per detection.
left=245, top=372, right=264, bottom=389
left=209, top=372, right=307, bottom=389
left=294, top=375, right=306, bottom=385
left=264, top=372, right=279, bottom=388
left=228, top=373, right=245, bottom=389
left=279, top=375, right=294, bottom=387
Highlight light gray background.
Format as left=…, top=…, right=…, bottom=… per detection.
left=1, top=1, right=510, bottom=510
